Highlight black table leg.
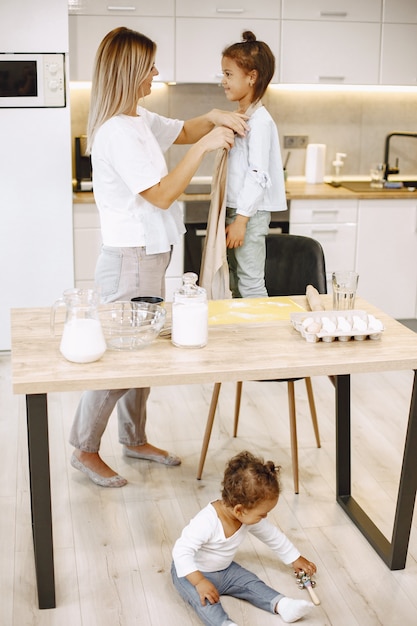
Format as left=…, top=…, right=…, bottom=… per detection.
left=26, top=393, right=56, bottom=608
left=335, top=372, right=417, bottom=570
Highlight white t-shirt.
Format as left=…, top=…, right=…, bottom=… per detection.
left=172, top=502, right=300, bottom=578
left=92, top=107, right=186, bottom=253
left=226, top=105, right=287, bottom=217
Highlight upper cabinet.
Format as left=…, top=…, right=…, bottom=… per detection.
left=175, top=0, right=280, bottom=83
left=176, top=0, right=280, bottom=19
left=68, top=0, right=175, bottom=17
left=175, top=20, right=280, bottom=84
left=281, top=0, right=382, bottom=21
left=280, top=0, right=382, bottom=85
left=68, top=0, right=417, bottom=86
left=69, top=13, right=175, bottom=81
left=383, top=0, right=417, bottom=23
left=381, top=0, right=417, bottom=85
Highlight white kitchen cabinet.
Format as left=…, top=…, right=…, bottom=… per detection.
left=383, top=0, right=417, bottom=23
left=281, top=20, right=380, bottom=84
left=356, top=199, right=417, bottom=319
left=175, top=18, right=280, bottom=84
left=73, top=201, right=184, bottom=300
left=176, top=0, right=280, bottom=19
left=381, top=0, right=417, bottom=85
left=289, top=199, right=358, bottom=291
left=280, top=0, right=381, bottom=85
left=68, top=15, right=174, bottom=81
left=68, top=0, right=174, bottom=16
left=73, top=202, right=102, bottom=289
left=282, top=0, right=382, bottom=22
left=381, top=24, right=417, bottom=85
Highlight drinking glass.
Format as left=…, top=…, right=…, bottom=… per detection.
left=332, top=271, right=359, bottom=310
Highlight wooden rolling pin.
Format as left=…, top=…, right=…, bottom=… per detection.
left=306, top=284, right=325, bottom=311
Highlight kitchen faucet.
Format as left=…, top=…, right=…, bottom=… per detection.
left=383, top=131, right=417, bottom=180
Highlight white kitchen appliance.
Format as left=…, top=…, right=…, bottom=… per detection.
left=0, top=53, right=65, bottom=108
left=0, top=0, right=74, bottom=350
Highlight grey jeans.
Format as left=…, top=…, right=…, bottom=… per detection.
left=171, top=560, right=282, bottom=626
left=69, top=246, right=171, bottom=452
left=226, top=208, right=271, bottom=299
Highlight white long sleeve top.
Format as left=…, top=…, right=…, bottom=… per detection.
left=226, top=104, right=287, bottom=218
left=92, top=107, right=185, bottom=254
left=172, top=502, right=300, bottom=578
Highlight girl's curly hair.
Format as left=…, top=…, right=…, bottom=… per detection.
left=221, top=450, right=281, bottom=509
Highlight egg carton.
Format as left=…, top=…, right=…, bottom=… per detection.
left=290, top=310, right=384, bottom=343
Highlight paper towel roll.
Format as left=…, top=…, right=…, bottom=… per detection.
left=305, top=144, right=326, bottom=183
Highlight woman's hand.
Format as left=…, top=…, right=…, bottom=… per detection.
left=208, top=108, right=249, bottom=136
left=195, top=577, right=220, bottom=606
left=198, top=126, right=235, bottom=153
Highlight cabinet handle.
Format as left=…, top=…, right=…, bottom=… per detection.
left=318, top=76, right=346, bottom=82
left=196, top=229, right=207, bottom=237
left=312, top=210, right=339, bottom=218
left=311, top=228, right=339, bottom=234
left=107, top=5, right=136, bottom=11
left=216, top=8, right=245, bottom=14
left=320, top=11, right=348, bottom=17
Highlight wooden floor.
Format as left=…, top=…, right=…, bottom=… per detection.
left=1, top=351, right=417, bottom=626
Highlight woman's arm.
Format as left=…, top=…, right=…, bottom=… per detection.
left=140, top=126, right=234, bottom=209
left=175, top=108, right=249, bottom=144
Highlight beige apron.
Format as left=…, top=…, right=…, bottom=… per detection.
left=199, top=147, right=231, bottom=299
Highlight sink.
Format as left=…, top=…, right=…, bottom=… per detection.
left=327, top=180, right=417, bottom=193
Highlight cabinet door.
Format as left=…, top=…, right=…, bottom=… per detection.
left=290, top=222, right=357, bottom=286
left=282, top=0, right=381, bottom=22
left=281, top=20, right=380, bottom=84
left=176, top=0, right=280, bottom=19
left=68, top=0, right=174, bottom=16
left=381, top=24, right=417, bottom=85
left=73, top=203, right=102, bottom=287
left=356, top=200, right=417, bottom=319
left=176, top=18, right=280, bottom=83
left=383, top=0, right=417, bottom=23
left=69, top=15, right=174, bottom=82
left=290, top=199, right=358, bottom=224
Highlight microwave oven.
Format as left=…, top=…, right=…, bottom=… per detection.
left=0, top=52, right=66, bottom=108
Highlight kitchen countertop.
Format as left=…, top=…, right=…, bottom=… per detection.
left=73, top=178, right=417, bottom=204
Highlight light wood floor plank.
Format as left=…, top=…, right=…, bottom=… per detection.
left=2, top=352, right=417, bottom=625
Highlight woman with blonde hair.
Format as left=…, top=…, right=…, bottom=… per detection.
left=69, top=27, right=248, bottom=487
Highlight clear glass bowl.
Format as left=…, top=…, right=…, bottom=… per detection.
left=99, top=301, right=166, bottom=350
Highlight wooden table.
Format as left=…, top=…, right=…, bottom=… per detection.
left=11, top=295, right=417, bottom=608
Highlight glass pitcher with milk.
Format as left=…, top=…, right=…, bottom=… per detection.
left=51, top=288, right=106, bottom=363
left=172, top=273, right=208, bottom=348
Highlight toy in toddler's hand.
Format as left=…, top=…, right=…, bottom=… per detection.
left=295, top=570, right=321, bottom=605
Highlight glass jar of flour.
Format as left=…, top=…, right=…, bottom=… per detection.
left=171, top=273, right=208, bottom=348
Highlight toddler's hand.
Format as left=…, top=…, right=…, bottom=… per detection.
left=293, top=555, right=317, bottom=578
left=195, top=577, right=220, bottom=606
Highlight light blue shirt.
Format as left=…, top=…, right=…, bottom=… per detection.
left=226, top=105, right=287, bottom=217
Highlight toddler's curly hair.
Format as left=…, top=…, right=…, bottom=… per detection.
left=221, top=450, right=281, bottom=509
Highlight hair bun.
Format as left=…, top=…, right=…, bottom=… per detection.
left=242, top=31, right=256, bottom=42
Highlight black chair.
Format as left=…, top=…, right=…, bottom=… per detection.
left=197, top=233, right=327, bottom=493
